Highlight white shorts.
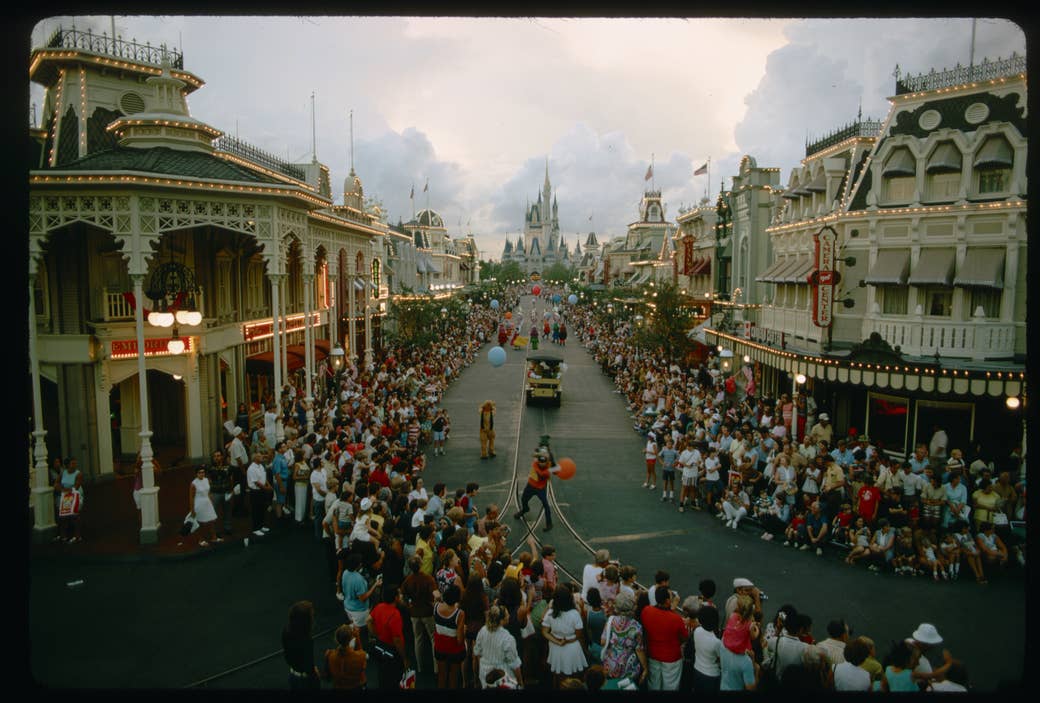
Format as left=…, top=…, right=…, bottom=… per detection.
left=681, top=474, right=698, bottom=487
left=346, top=609, right=370, bottom=628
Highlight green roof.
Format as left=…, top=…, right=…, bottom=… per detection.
left=42, top=146, right=285, bottom=184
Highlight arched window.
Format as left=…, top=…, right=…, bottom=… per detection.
left=924, top=141, right=962, bottom=201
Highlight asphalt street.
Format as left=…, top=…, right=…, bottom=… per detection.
left=28, top=293, right=1025, bottom=690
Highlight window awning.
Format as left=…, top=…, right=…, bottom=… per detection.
left=864, top=249, right=911, bottom=286
left=695, top=257, right=712, bottom=276
left=781, top=187, right=801, bottom=199
left=353, top=277, right=365, bottom=290
left=805, top=173, right=827, bottom=192
left=974, top=137, right=1013, bottom=168
left=782, top=256, right=815, bottom=284
left=883, top=147, right=916, bottom=177
left=763, top=257, right=799, bottom=284
left=427, top=257, right=442, bottom=274
left=755, top=257, right=790, bottom=282
left=926, top=142, right=962, bottom=174
left=908, top=248, right=956, bottom=286
left=953, top=248, right=1005, bottom=289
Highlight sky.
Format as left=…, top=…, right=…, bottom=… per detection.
left=29, top=16, right=1025, bottom=261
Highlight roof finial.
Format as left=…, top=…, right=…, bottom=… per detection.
left=349, top=108, right=355, bottom=175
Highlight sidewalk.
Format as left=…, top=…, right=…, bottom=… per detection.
left=30, top=461, right=290, bottom=562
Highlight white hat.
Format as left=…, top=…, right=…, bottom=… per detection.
left=911, top=623, right=943, bottom=645
left=733, top=577, right=754, bottom=589
left=232, top=426, right=244, bottom=436
left=819, top=413, right=830, bottom=421
left=360, top=497, right=372, bottom=511
left=223, top=420, right=237, bottom=435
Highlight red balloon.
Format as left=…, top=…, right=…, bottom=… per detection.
left=504, top=311, right=512, bottom=320
left=556, top=457, right=576, bottom=480
left=532, top=285, right=542, bottom=296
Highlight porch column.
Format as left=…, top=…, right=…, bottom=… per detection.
left=30, top=273, right=56, bottom=540
left=131, top=273, right=160, bottom=544
left=347, top=266, right=357, bottom=363
left=268, top=273, right=284, bottom=432
left=327, top=267, right=338, bottom=349
left=91, top=363, right=114, bottom=476
left=184, top=351, right=204, bottom=460
left=363, top=277, right=373, bottom=368
left=279, top=276, right=288, bottom=396
left=303, top=272, right=315, bottom=434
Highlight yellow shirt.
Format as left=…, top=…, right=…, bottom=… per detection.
left=415, top=536, right=435, bottom=576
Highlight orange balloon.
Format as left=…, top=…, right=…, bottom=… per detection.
left=505, top=311, right=512, bottom=320
left=556, top=457, right=576, bottom=480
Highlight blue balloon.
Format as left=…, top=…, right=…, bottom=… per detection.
left=488, top=346, right=506, bottom=367
left=552, top=294, right=561, bottom=303
left=490, top=299, right=500, bottom=309
left=568, top=294, right=578, bottom=305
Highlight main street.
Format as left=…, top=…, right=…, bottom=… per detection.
left=29, top=294, right=1024, bottom=689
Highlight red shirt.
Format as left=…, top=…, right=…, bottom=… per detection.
left=370, top=468, right=391, bottom=488
left=857, top=486, right=880, bottom=519
left=641, top=605, right=687, bottom=663
left=790, top=516, right=806, bottom=531
left=370, top=602, right=404, bottom=647
left=835, top=510, right=854, bottom=527
left=527, top=461, right=550, bottom=490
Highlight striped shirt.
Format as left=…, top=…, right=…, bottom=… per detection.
left=434, top=605, right=465, bottom=655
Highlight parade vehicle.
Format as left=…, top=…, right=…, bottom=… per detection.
left=525, top=354, right=563, bottom=406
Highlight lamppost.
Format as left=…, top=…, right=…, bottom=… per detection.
left=440, top=306, right=448, bottom=333
left=719, top=348, right=734, bottom=374
left=792, top=372, right=807, bottom=442
left=1006, top=394, right=1026, bottom=474
left=145, top=261, right=203, bottom=354
left=330, top=343, right=345, bottom=374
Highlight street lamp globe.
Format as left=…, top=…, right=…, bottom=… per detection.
left=1006, top=396, right=1022, bottom=410
left=719, top=348, right=734, bottom=373
left=167, top=337, right=186, bottom=355
left=330, top=344, right=345, bottom=371
left=795, top=373, right=807, bottom=385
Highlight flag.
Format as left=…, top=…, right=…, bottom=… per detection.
left=694, top=162, right=708, bottom=176
left=644, top=164, right=653, bottom=181
left=588, top=214, right=593, bottom=221
left=423, top=181, right=428, bottom=193
left=409, top=185, right=414, bottom=199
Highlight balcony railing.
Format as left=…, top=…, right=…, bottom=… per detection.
left=894, top=54, right=1025, bottom=95
left=101, top=287, right=205, bottom=322
left=864, top=317, right=1015, bottom=361
left=45, top=26, right=183, bottom=69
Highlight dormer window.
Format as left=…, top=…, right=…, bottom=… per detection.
left=882, top=147, right=916, bottom=203
left=974, top=135, right=1013, bottom=195
left=924, top=142, right=962, bottom=201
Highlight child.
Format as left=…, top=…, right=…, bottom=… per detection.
left=939, top=532, right=960, bottom=580
left=953, top=521, right=987, bottom=584
left=721, top=594, right=759, bottom=656
left=892, top=527, right=917, bottom=575
left=831, top=503, right=855, bottom=544
left=541, top=544, right=558, bottom=593
left=845, top=517, right=872, bottom=565
left=784, top=507, right=807, bottom=547
left=702, top=448, right=722, bottom=511
left=917, top=534, right=945, bottom=581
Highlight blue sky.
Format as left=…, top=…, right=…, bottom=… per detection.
left=30, top=16, right=1025, bottom=260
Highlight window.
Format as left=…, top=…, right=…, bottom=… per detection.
left=866, top=393, right=909, bottom=456
left=927, top=172, right=960, bottom=200
left=969, top=287, right=1001, bottom=318
left=246, top=258, right=264, bottom=311
left=978, top=168, right=1010, bottom=194
left=924, top=289, right=952, bottom=317
left=881, top=287, right=908, bottom=315
left=33, top=263, right=49, bottom=321
left=913, top=400, right=974, bottom=457
left=885, top=176, right=915, bottom=202
left=216, top=258, right=232, bottom=316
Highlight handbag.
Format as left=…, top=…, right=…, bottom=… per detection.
left=181, top=512, right=200, bottom=536
left=58, top=491, right=82, bottom=517
left=992, top=511, right=1009, bottom=526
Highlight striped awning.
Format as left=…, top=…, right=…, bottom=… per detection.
left=782, top=256, right=815, bottom=284
left=926, top=142, right=962, bottom=174
left=805, top=172, right=827, bottom=192
left=864, top=249, right=911, bottom=286
left=765, top=257, right=801, bottom=284
left=756, top=257, right=791, bottom=283
left=953, top=248, right=1005, bottom=289
left=883, top=147, right=916, bottom=177
left=353, top=277, right=365, bottom=290
left=974, top=137, right=1013, bottom=168
left=908, top=248, right=956, bottom=286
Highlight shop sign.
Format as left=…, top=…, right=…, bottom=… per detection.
left=811, top=226, right=839, bottom=328
left=110, top=337, right=192, bottom=359
left=750, top=325, right=786, bottom=348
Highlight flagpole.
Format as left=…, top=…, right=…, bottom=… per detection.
left=707, top=157, right=711, bottom=201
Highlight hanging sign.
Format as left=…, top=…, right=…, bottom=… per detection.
left=811, top=226, right=840, bottom=328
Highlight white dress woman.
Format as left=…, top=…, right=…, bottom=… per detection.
left=543, top=604, right=588, bottom=677
left=192, top=474, right=218, bottom=524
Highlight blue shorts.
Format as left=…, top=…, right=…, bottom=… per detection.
left=433, top=430, right=445, bottom=441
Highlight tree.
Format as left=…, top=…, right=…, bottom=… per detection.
left=542, top=261, right=575, bottom=283
left=630, top=282, right=695, bottom=363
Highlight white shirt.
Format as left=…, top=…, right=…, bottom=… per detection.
left=263, top=411, right=278, bottom=440
left=693, top=627, right=723, bottom=677
left=704, top=456, right=721, bottom=481
left=833, top=662, right=871, bottom=691
left=229, top=437, right=249, bottom=469
left=246, top=461, right=267, bottom=490
left=310, top=469, right=328, bottom=501
left=408, top=488, right=429, bottom=504
left=581, top=564, right=604, bottom=600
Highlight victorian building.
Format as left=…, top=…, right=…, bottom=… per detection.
left=707, top=55, right=1027, bottom=461
left=28, top=28, right=386, bottom=542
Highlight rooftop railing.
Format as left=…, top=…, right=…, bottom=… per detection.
left=44, top=26, right=183, bottom=69
left=806, top=119, right=883, bottom=157
left=214, top=135, right=306, bottom=181
left=894, top=53, right=1025, bottom=95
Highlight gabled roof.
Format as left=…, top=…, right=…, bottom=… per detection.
left=42, top=146, right=284, bottom=184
